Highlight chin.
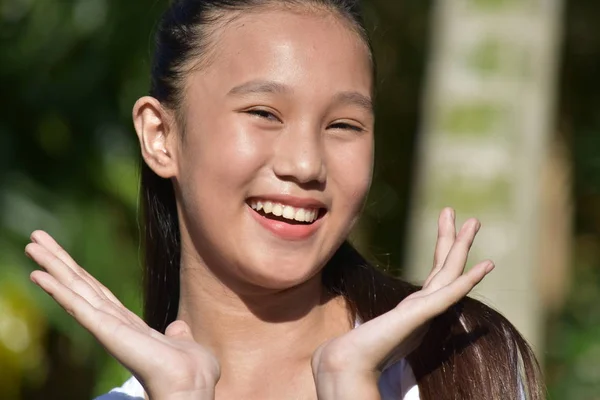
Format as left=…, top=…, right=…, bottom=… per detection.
left=238, top=253, right=324, bottom=291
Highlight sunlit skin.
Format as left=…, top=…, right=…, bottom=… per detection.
left=174, top=10, right=374, bottom=292
left=169, top=10, right=372, bottom=398
left=24, top=6, right=494, bottom=400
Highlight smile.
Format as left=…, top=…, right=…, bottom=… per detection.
left=248, top=200, right=320, bottom=223
left=246, top=196, right=327, bottom=240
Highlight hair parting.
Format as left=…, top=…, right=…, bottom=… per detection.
left=140, top=0, right=544, bottom=398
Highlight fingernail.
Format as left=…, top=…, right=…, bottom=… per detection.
left=485, top=262, right=495, bottom=273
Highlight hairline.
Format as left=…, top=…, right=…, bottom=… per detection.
left=168, top=1, right=373, bottom=131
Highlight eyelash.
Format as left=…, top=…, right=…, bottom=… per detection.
left=329, top=122, right=364, bottom=132
left=247, top=109, right=280, bottom=122
left=245, top=109, right=364, bottom=132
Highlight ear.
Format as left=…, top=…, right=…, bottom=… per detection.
left=132, top=96, right=179, bottom=179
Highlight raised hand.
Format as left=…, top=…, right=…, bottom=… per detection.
left=25, top=231, right=220, bottom=400
left=312, top=208, right=494, bottom=399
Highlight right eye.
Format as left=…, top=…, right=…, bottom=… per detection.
left=245, top=109, right=281, bottom=122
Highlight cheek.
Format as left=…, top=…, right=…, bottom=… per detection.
left=182, top=118, right=271, bottom=189
left=328, top=138, right=374, bottom=208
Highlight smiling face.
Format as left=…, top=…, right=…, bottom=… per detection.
left=168, top=7, right=374, bottom=291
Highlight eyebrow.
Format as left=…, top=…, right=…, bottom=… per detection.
left=228, top=79, right=373, bottom=114
left=228, top=80, right=290, bottom=96
left=332, top=91, right=373, bottom=114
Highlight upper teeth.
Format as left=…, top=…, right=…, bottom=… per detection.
left=249, top=200, right=320, bottom=223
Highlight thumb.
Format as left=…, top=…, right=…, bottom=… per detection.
left=165, top=320, right=195, bottom=341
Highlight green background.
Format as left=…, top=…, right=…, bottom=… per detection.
left=0, top=0, right=598, bottom=398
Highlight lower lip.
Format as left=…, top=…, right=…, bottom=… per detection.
left=248, top=206, right=323, bottom=240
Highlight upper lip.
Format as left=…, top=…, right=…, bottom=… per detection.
left=247, top=194, right=327, bottom=210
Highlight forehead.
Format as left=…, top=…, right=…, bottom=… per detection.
left=194, top=8, right=373, bottom=99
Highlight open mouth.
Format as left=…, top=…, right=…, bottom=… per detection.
left=247, top=199, right=326, bottom=225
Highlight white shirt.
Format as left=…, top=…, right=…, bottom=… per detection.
left=95, top=358, right=419, bottom=399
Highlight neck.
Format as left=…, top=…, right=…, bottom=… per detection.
left=176, top=240, right=353, bottom=390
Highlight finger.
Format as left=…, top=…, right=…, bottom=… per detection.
left=339, top=260, right=494, bottom=367
left=426, top=218, right=480, bottom=290
left=30, top=230, right=123, bottom=306
left=424, top=208, right=456, bottom=287
left=165, top=320, right=195, bottom=342
left=31, top=230, right=80, bottom=270
left=418, top=260, right=494, bottom=318
left=30, top=270, right=160, bottom=377
left=330, top=302, right=428, bottom=368
left=26, top=242, right=147, bottom=330
left=26, top=242, right=106, bottom=307
left=432, top=208, right=456, bottom=268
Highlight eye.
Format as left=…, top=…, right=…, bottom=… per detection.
left=245, top=109, right=281, bottom=122
left=328, top=122, right=365, bottom=133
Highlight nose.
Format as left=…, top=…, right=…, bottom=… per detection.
left=272, top=124, right=326, bottom=185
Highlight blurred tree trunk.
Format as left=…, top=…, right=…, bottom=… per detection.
left=404, top=0, right=565, bottom=357
left=537, top=137, right=572, bottom=314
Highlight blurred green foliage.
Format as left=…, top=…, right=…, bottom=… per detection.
left=0, top=0, right=163, bottom=397
left=0, top=0, right=598, bottom=399
left=545, top=1, right=600, bottom=398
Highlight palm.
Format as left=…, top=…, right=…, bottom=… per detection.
left=313, top=209, right=494, bottom=379
left=25, top=231, right=220, bottom=398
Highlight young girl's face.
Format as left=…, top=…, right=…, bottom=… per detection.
left=173, top=8, right=374, bottom=291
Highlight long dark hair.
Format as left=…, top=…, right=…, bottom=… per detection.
left=140, top=1, right=544, bottom=398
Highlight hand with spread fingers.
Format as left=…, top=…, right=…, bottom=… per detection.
left=25, top=231, right=220, bottom=400
left=311, top=208, right=495, bottom=399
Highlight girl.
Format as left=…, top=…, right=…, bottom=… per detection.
left=24, top=0, right=544, bottom=399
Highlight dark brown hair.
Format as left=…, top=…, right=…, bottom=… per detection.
left=140, top=1, right=544, bottom=398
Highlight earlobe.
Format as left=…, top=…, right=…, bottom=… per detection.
left=132, top=96, right=178, bottom=179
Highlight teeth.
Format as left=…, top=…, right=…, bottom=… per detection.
left=263, top=201, right=273, bottom=213
left=249, top=200, right=320, bottom=223
left=272, top=204, right=283, bottom=216
left=282, top=206, right=294, bottom=219
left=294, top=209, right=305, bottom=222
left=305, top=210, right=315, bottom=222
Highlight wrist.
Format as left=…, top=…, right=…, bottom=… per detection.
left=145, top=373, right=219, bottom=400
left=149, top=387, right=215, bottom=400
left=315, top=372, right=381, bottom=400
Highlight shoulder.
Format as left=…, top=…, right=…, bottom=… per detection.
left=94, top=377, right=145, bottom=400
left=378, top=358, right=420, bottom=400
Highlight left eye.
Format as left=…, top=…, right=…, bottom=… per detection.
left=328, top=122, right=364, bottom=132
